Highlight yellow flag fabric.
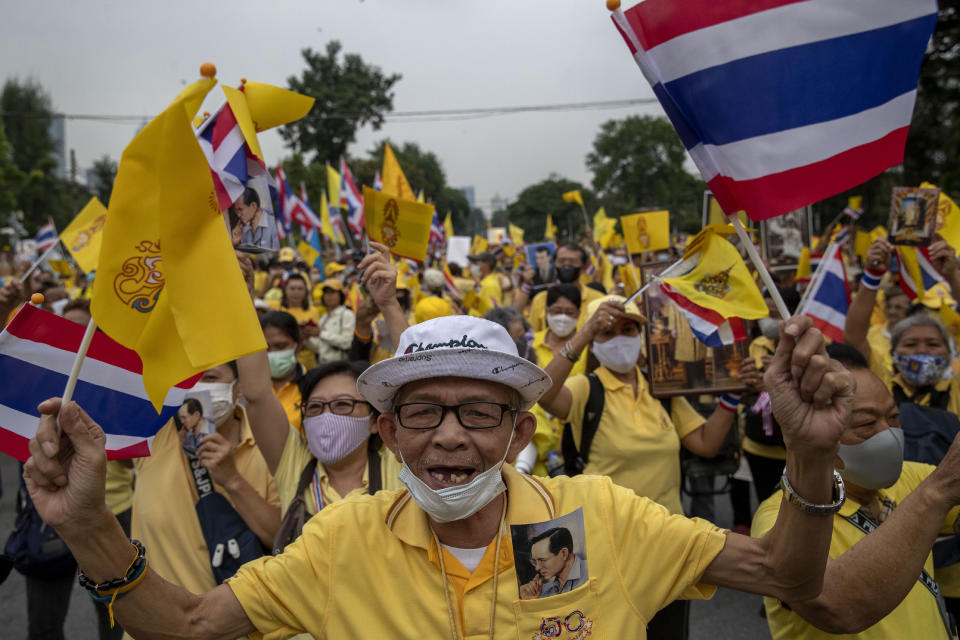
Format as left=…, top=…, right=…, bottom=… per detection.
left=662, top=228, right=767, bottom=321
left=509, top=223, right=525, bottom=246
left=593, top=207, right=617, bottom=247
left=562, top=190, right=584, bottom=207
left=223, top=85, right=266, bottom=165
left=443, top=212, right=454, bottom=238
left=240, top=81, right=314, bottom=133
left=796, top=247, right=812, bottom=281
left=853, top=231, right=872, bottom=262
left=545, top=214, right=557, bottom=241
left=326, top=164, right=341, bottom=213
left=621, top=210, right=670, bottom=253
left=471, top=235, right=489, bottom=255
left=381, top=143, right=415, bottom=201
left=47, top=259, right=73, bottom=276
left=320, top=193, right=341, bottom=243
left=298, top=240, right=320, bottom=267
left=92, top=78, right=266, bottom=410
left=363, top=187, right=434, bottom=262
left=416, top=190, right=425, bottom=204
left=848, top=196, right=863, bottom=212
left=61, top=196, right=108, bottom=273
left=618, top=265, right=639, bottom=297
left=922, top=181, right=960, bottom=250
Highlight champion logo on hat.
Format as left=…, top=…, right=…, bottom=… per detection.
left=403, top=335, right=487, bottom=354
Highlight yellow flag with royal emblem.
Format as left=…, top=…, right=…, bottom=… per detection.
left=363, top=186, right=434, bottom=262
left=60, top=196, right=108, bottom=273
left=621, top=210, right=670, bottom=253
left=659, top=225, right=767, bottom=346
left=92, top=76, right=267, bottom=410
left=381, top=142, right=415, bottom=201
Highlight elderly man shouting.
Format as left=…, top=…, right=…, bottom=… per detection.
left=25, top=313, right=851, bottom=639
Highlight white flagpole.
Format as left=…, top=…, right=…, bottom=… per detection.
left=624, top=255, right=686, bottom=306
left=729, top=215, right=792, bottom=320
left=19, top=242, right=61, bottom=284
left=58, top=315, right=97, bottom=435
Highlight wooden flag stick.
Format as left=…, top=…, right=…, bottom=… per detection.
left=58, top=315, right=98, bottom=435
left=730, top=215, right=791, bottom=320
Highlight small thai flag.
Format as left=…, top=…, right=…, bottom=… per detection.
left=373, top=171, right=383, bottom=191
left=896, top=245, right=948, bottom=300
left=34, top=221, right=57, bottom=253
left=429, top=211, right=445, bottom=246
left=340, top=158, right=364, bottom=238
left=797, top=243, right=850, bottom=342
left=0, top=304, right=199, bottom=462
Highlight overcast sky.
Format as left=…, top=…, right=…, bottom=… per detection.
left=0, top=0, right=666, bottom=214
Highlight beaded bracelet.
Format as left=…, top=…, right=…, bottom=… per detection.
left=78, top=539, right=148, bottom=628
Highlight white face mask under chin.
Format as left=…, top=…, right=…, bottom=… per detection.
left=592, top=335, right=643, bottom=374
left=397, top=425, right=515, bottom=524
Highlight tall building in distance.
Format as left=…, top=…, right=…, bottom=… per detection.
left=457, top=186, right=475, bottom=210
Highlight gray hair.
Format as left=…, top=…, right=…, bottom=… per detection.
left=889, top=314, right=954, bottom=354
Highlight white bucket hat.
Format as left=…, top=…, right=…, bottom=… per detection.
left=357, top=316, right=552, bottom=413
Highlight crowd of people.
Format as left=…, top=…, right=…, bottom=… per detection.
left=2, top=223, right=960, bottom=640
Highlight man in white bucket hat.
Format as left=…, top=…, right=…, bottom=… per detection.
left=25, top=312, right=863, bottom=639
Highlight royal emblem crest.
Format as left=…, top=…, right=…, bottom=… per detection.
left=70, top=214, right=106, bottom=252
left=114, top=240, right=164, bottom=313
left=694, top=265, right=733, bottom=298
left=381, top=198, right=401, bottom=248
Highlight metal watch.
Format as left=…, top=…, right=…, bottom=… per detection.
left=780, top=469, right=845, bottom=516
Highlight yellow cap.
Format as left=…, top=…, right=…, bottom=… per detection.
left=415, top=297, right=453, bottom=324
left=322, top=278, right=345, bottom=293
left=325, top=262, right=346, bottom=277
left=586, top=294, right=645, bottom=324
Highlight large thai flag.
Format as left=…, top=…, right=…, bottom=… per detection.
left=896, top=245, right=948, bottom=300
left=339, top=158, right=364, bottom=238
left=34, top=221, right=57, bottom=253
left=0, top=305, right=199, bottom=462
left=197, top=104, right=269, bottom=212
left=612, top=0, right=938, bottom=221
left=797, top=243, right=850, bottom=342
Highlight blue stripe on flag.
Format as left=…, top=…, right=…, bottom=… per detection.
left=661, top=15, right=936, bottom=146
left=812, top=271, right=848, bottom=310
left=224, top=146, right=248, bottom=183
left=0, top=354, right=177, bottom=438
left=652, top=82, right=702, bottom=150
left=688, top=325, right=725, bottom=348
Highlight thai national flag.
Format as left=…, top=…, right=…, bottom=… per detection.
left=197, top=104, right=269, bottom=212
left=612, top=0, right=937, bottom=221
left=275, top=166, right=318, bottom=234
left=34, top=221, right=57, bottom=253
left=339, top=158, right=364, bottom=238
left=797, top=243, right=850, bottom=342
left=429, top=211, right=445, bottom=246
left=0, top=304, right=199, bottom=462
left=373, top=171, right=383, bottom=191
left=896, top=245, right=948, bottom=300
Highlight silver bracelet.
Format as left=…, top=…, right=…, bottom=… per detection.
left=780, top=469, right=845, bottom=516
left=558, top=340, right=580, bottom=364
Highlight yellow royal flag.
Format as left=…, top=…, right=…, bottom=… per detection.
left=382, top=142, right=415, bottom=201
left=60, top=196, right=108, bottom=273
left=416, top=190, right=425, bottom=204
left=562, top=190, right=584, bottom=207
left=48, top=259, right=73, bottom=276
left=471, top=235, right=489, bottom=255
left=853, top=231, right=872, bottom=262
left=443, top=212, right=454, bottom=238
left=545, top=214, right=557, bottom=241
left=618, top=265, right=640, bottom=297
left=509, top=223, right=525, bottom=246
left=326, top=164, right=341, bottom=212
left=223, top=83, right=314, bottom=168
left=363, top=186, right=434, bottom=262
left=661, top=227, right=767, bottom=322
left=298, top=240, right=320, bottom=267
left=593, top=207, right=617, bottom=247
left=92, top=76, right=266, bottom=410
left=320, top=193, right=342, bottom=243
left=922, top=181, right=960, bottom=250
left=621, top=210, right=670, bottom=253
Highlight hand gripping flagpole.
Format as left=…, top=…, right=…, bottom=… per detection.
left=729, top=215, right=792, bottom=320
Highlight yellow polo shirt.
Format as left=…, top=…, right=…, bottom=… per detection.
left=866, top=323, right=892, bottom=381
left=527, top=286, right=604, bottom=333
left=228, top=465, right=727, bottom=639
left=104, top=461, right=134, bottom=515
left=531, top=329, right=586, bottom=377
left=752, top=462, right=959, bottom=640
left=272, top=370, right=304, bottom=436
left=131, top=408, right=280, bottom=595
left=273, top=426, right=403, bottom=514
left=472, top=273, right=502, bottom=317
left=562, top=366, right=705, bottom=515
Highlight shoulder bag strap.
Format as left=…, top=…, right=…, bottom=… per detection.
left=367, top=435, right=383, bottom=494
left=577, top=373, right=607, bottom=468
left=294, top=457, right=320, bottom=504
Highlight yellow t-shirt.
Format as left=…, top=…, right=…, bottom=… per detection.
left=104, top=461, right=134, bottom=515
left=562, top=366, right=705, bottom=515
left=227, top=465, right=727, bottom=639
left=272, top=375, right=303, bottom=436
left=131, top=409, right=280, bottom=595
left=531, top=329, right=586, bottom=377
left=866, top=323, right=892, bottom=381
left=472, top=273, right=502, bottom=317
left=273, top=426, right=403, bottom=514
left=752, top=461, right=958, bottom=640
left=280, top=305, right=320, bottom=326
left=527, top=286, right=604, bottom=333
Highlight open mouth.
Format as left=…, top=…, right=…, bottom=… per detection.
left=426, top=466, right=477, bottom=488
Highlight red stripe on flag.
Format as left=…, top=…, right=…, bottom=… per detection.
left=808, top=316, right=845, bottom=343
left=210, top=106, right=239, bottom=149
left=708, top=126, right=910, bottom=221
left=728, top=317, right=747, bottom=342
left=611, top=14, right=638, bottom=54
left=106, top=439, right=152, bottom=460
left=660, top=283, right=727, bottom=326
left=625, top=0, right=807, bottom=50
left=0, top=429, right=29, bottom=463
left=5, top=305, right=199, bottom=389
left=210, top=170, right=233, bottom=212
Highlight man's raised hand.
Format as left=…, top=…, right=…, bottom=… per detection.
left=764, top=316, right=855, bottom=456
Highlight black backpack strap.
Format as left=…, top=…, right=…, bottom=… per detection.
left=893, top=382, right=951, bottom=411
left=367, top=435, right=383, bottom=494
left=562, top=373, right=606, bottom=475
left=295, top=457, right=319, bottom=504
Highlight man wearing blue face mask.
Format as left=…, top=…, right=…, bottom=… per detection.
left=753, top=342, right=960, bottom=640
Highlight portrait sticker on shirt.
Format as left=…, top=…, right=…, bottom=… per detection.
left=511, top=507, right=589, bottom=600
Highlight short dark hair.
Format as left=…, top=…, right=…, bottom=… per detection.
left=825, top=343, right=869, bottom=370
left=260, top=310, right=300, bottom=343
left=559, top=244, right=587, bottom=266
left=183, top=397, right=203, bottom=415
left=299, top=360, right=376, bottom=417
left=448, top=263, right=463, bottom=277
left=536, top=246, right=551, bottom=255
left=585, top=281, right=607, bottom=295
left=530, top=527, right=573, bottom=556
left=546, top=283, right=581, bottom=309
left=240, top=187, right=260, bottom=208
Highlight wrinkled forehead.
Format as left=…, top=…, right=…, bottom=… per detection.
left=851, top=368, right=895, bottom=413
left=395, top=376, right=515, bottom=406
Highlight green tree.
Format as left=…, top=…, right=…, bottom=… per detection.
left=0, top=117, right=23, bottom=218
left=505, top=175, right=593, bottom=243
left=89, top=155, right=117, bottom=206
left=281, top=42, right=401, bottom=165
left=1, top=78, right=55, bottom=174
left=586, top=115, right=704, bottom=233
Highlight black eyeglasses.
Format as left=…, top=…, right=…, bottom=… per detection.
left=395, top=402, right=515, bottom=430
left=301, top=398, right=373, bottom=418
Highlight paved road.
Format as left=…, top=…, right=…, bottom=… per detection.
left=0, top=454, right=771, bottom=639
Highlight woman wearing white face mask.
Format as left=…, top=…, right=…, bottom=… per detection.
left=260, top=310, right=307, bottom=434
